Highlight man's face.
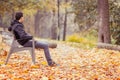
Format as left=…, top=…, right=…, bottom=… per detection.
left=20, top=17, right=24, bottom=23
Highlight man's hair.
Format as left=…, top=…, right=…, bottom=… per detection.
left=15, top=12, right=23, bottom=20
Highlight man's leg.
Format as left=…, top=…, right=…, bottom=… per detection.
left=35, top=41, right=53, bottom=65
left=23, top=40, right=55, bottom=66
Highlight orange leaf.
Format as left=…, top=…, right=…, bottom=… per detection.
left=31, top=65, right=40, bottom=69
left=13, top=77, right=24, bottom=80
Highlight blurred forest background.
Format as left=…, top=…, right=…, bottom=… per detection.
left=0, top=0, right=120, bottom=48
left=1, top=1, right=120, bottom=79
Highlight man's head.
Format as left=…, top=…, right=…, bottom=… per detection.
left=15, top=12, right=24, bottom=23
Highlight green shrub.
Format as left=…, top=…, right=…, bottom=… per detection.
left=66, top=31, right=97, bottom=49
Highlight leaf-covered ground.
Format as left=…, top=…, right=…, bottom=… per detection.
left=0, top=41, right=120, bottom=80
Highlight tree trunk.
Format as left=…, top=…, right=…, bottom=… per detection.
left=97, top=0, right=111, bottom=43
left=0, top=15, right=2, bottom=27
left=51, top=10, right=57, bottom=40
left=34, top=10, right=40, bottom=37
left=51, top=26, right=57, bottom=40
left=63, top=0, right=68, bottom=41
left=97, top=43, right=120, bottom=51
left=48, top=42, right=57, bottom=48
left=57, top=0, right=60, bottom=40
left=11, top=9, right=15, bottom=21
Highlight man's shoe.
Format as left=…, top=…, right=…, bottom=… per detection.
left=49, top=61, right=58, bottom=67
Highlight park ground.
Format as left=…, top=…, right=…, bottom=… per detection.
left=0, top=35, right=120, bottom=80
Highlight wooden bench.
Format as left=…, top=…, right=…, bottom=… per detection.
left=5, top=38, right=35, bottom=65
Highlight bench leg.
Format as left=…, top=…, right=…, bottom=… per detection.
left=5, top=49, right=13, bottom=65
left=30, top=49, right=35, bottom=64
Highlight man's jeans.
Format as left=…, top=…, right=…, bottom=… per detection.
left=23, top=40, right=53, bottom=65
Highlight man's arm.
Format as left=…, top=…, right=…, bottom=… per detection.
left=14, top=25, right=33, bottom=40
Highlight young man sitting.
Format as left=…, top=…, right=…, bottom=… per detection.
left=8, top=12, right=57, bottom=67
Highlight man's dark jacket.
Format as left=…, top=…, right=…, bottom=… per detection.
left=8, top=20, right=33, bottom=45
